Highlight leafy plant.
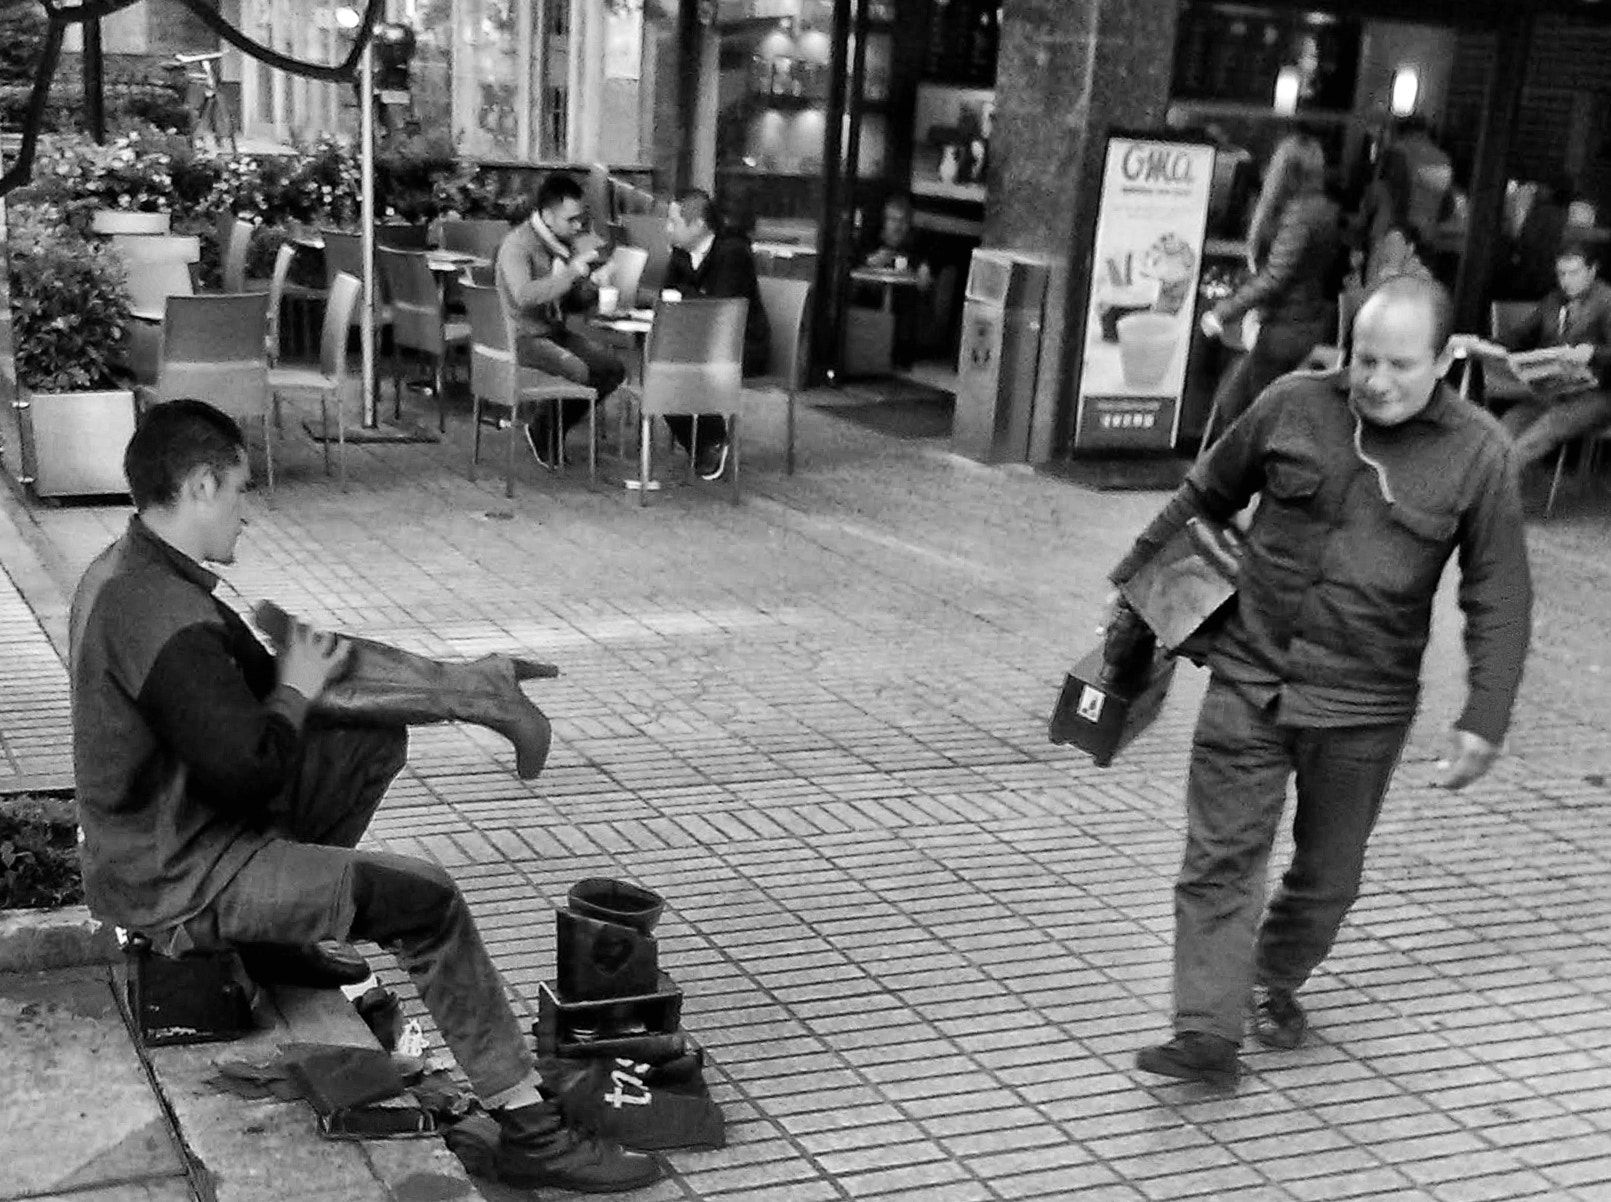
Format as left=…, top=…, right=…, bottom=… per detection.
left=0, top=795, right=83, bottom=911
left=7, top=206, right=132, bottom=393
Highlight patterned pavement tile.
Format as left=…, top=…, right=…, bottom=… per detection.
left=4, top=389, right=1610, bottom=1200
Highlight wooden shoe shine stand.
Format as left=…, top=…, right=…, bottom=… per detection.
left=536, top=879, right=683, bottom=1057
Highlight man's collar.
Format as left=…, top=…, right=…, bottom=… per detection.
left=688, top=230, right=716, bottom=269
left=529, top=212, right=570, bottom=260
left=127, top=514, right=218, bottom=592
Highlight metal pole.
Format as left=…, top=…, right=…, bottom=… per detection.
left=360, top=35, right=378, bottom=428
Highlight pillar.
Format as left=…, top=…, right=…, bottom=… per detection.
left=985, top=0, right=1181, bottom=460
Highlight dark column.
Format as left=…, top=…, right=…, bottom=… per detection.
left=985, top=0, right=1181, bottom=458
left=83, top=18, right=106, bottom=143
left=1453, top=12, right=1533, bottom=333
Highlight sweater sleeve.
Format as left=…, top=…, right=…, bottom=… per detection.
left=498, top=236, right=576, bottom=314
left=135, top=622, right=310, bottom=812
left=1214, top=200, right=1317, bottom=326
left=1454, top=444, right=1533, bottom=745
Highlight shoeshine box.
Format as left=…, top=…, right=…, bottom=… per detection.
left=1049, top=647, right=1176, bottom=768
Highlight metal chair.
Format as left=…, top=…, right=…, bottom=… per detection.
left=602, top=246, right=649, bottom=312
left=376, top=222, right=430, bottom=251
left=440, top=219, right=510, bottom=260
left=319, top=230, right=395, bottom=330
left=462, top=285, right=598, bottom=498
left=144, top=292, right=274, bottom=493
left=268, top=272, right=363, bottom=491
left=219, top=218, right=259, bottom=293
left=379, top=248, right=471, bottom=431
left=753, top=277, right=812, bottom=475
left=637, top=296, right=747, bottom=505
left=620, top=213, right=672, bottom=304
left=109, top=234, right=201, bottom=385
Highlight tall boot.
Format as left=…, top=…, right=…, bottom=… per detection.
left=254, top=601, right=556, bottom=779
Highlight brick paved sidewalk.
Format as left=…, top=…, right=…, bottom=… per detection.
left=4, top=390, right=1609, bottom=1201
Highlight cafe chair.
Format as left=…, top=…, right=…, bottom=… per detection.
left=637, top=296, right=747, bottom=505
left=440, top=219, right=511, bottom=260
left=379, top=248, right=471, bottom=432
left=753, top=277, right=813, bottom=475
left=269, top=272, right=364, bottom=491
left=377, top=222, right=430, bottom=251
left=320, top=230, right=395, bottom=334
left=462, top=285, right=598, bottom=498
left=603, top=246, right=650, bottom=313
left=141, top=292, right=274, bottom=493
left=620, top=213, right=673, bottom=304
left=109, top=234, right=202, bottom=386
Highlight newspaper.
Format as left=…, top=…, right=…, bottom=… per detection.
left=1465, top=342, right=1598, bottom=401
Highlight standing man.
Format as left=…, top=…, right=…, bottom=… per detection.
left=1113, top=276, right=1532, bottom=1087
left=1487, top=241, right=1611, bottom=467
left=662, top=188, right=771, bottom=480
left=496, top=173, right=627, bottom=469
left=70, top=400, right=661, bottom=1193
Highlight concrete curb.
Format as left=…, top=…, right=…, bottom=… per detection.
left=0, top=904, right=118, bottom=972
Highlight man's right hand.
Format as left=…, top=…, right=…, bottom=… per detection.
left=277, top=620, right=352, bottom=702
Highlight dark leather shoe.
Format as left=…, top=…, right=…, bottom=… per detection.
left=1254, top=987, right=1307, bottom=1049
left=494, top=1100, right=664, bottom=1193
left=237, top=940, right=372, bottom=989
left=1135, top=1031, right=1239, bottom=1088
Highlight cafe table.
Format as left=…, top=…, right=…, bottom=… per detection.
left=844, top=266, right=924, bottom=378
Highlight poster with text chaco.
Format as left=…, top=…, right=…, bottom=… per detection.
left=1074, top=134, right=1215, bottom=451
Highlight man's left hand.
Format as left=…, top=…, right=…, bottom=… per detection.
left=1434, top=729, right=1498, bottom=790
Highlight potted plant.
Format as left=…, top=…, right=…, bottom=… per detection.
left=6, top=205, right=138, bottom=499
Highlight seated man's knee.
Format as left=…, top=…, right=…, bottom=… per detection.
left=350, top=853, right=463, bottom=946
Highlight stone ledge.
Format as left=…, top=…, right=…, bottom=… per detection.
left=0, top=904, right=118, bottom=972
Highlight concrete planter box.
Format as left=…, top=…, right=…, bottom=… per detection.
left=89, top=209, right=171, bottom=236
left=11, top=387, right=137, bottom=499
left=0, top=905, right=116, bottom=972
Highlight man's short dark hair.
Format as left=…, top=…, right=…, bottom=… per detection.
left=674, top=188, right=715, bottom=231
left=124, top=399, right=245, bottom=511
left=1556, top=239, right=1598, bottom=272
left=535, top=173, right=585, bottom=216
left=1360, top=273, right=1454, bottom=352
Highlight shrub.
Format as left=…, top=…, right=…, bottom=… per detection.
left=0, top=795, right=83, bottom=911
left=7, top=206, right=131, bottom=392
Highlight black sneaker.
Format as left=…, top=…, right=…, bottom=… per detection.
left=523, top=421, right=559, bottom=471
left=695, top=439, right=730, bottom=481
left=1254, top=987, right=1307, bottom=1049
left=1134, top=1031, right=1239, bottom=1089
left=494, top=1100, right=664, bottom=1193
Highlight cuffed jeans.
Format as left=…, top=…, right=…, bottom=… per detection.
left=1173, top=678, right=1411, bottom=1044
left=165, top=723, right=535, bottom=1098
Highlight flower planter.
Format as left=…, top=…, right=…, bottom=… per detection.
left=11, top=387, right=137, bottom=499
left=89, top=209, right=170, bottom=236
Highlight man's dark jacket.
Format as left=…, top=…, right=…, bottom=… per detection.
left=664, top=231, right=771, bottom=376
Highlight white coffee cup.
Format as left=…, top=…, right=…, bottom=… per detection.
left=661, top=289, right=683, bottom=302
left=597, top=285, right=619, bottom=315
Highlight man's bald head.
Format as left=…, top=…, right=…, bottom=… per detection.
left=1348, top=274, right=1453, bottom=427
left=1357, top=273, right=1453, bottom=356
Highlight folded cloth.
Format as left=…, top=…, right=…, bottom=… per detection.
left=287, top=1044, right=408, bottom=1114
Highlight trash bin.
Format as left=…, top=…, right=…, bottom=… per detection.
left=952, top=249, right=1052, bottom=463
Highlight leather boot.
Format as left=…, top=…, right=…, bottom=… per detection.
left=254, top=601, right=556, bottom=779
left=493, top=1099, right=664, bottom=1192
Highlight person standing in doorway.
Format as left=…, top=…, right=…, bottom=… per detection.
left=1116, top=276, right=1532, bottom=1087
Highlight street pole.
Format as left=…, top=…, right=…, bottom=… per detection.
left=359, top=33, right=378, bottom=428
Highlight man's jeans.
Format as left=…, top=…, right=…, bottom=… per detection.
left=1174, top=678, right=1411, bottom=1044
left=1499, top=388, right=1611, bottom=467
left=515, top=328, right=627, bottom=436
left=166, top=723, right=534, bottom=1099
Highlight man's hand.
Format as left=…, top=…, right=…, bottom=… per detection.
left=277, top=620, right=352, bottom=702
left=1433, top=729, right=1498, bottom=790
left=570, top=233, right=605, bottom=273
left=1200, top=311, right=1225, bottom=341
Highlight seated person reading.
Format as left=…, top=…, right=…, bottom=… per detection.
left=662, top=188, right=771, bottom=481
left=70, top=400, right=660, bottom=1195
left=1457, top=242, right=1611, bottom=466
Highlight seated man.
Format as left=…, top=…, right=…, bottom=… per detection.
left=858, top=193, right=934, bottom=369
left=69, top=400, right=660, bottom=1195
left=663, top=188, right=771, bottom=480
left=1492, top=242, right=1611, bottom=466
left=496, top=172, right=627, bottom=470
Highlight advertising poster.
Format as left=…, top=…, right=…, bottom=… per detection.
left=1073, top=134, right=1215, bottom=450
